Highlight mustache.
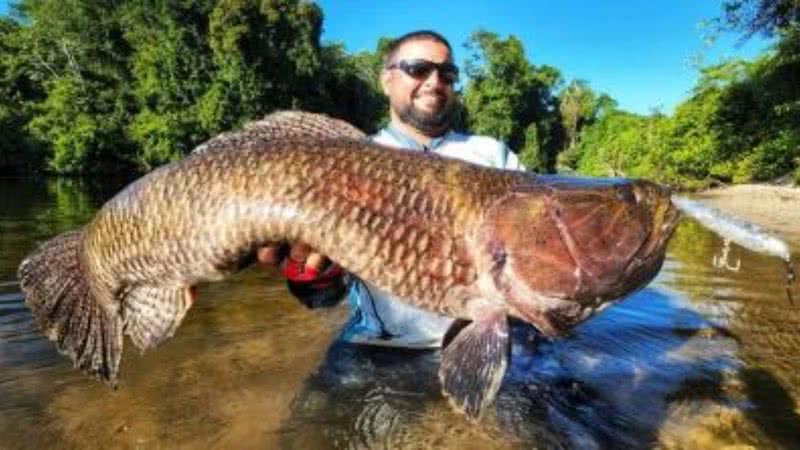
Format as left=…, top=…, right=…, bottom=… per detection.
left=413, top=88, right=448, bottom=99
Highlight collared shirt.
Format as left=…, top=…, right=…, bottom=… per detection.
left=339, top=124, right=524, bottom=348
left=374, top=124, right=524, bottom=169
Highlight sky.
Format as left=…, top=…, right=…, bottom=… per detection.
left=1, top=1, right=771, bottom=115
left=315, top=0, right=770, bottom=115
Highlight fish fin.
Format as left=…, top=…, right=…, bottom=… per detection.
left=438, top=307, right=509, bottom=420
left=246, top=110, right=367, bottom=140
left=441, top=318, right=470, bottom=348
left=17, top=229, right=124, bottom=386
left=122, top=284, right=194, bottom=352
left=192, top=111, right=366, bottom=154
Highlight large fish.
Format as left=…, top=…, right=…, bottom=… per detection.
left=18, top=111, right=680, bottom=419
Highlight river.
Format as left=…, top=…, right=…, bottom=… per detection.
left=0, top=177, right=798, bottom=449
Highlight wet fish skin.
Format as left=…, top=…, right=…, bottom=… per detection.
left=85, top=138, right=525, bottom=314
left=17, top=111, right=679, bottom=420
left=476, top=176, right=680, bottom=335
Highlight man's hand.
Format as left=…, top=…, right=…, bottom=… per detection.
left=257, top=241, right=330, bottom=282
left=257, top=242, right=346, bottom=309
left=256, top=242, right=328, bottom=273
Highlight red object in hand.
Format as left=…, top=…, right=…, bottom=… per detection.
left=283, top=258, right=320, bottom=282
left=283, top=258, right=344, bottom=287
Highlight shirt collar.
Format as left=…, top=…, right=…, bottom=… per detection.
left=383, top=123, right=453, bottom=152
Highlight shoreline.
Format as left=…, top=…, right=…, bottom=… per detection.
left=689, top=184, right=800, bottom=247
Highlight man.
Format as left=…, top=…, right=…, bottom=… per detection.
left=273, top=32, right=561, bottom=448
left=259, top=30, right=523, bottom=348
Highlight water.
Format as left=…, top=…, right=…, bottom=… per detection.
left=672, top=195, right=792, bottom=262
left=0, top=177, right=798, bottom=449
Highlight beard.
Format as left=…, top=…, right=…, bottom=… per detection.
left=394, top=94, right=456, bottom=136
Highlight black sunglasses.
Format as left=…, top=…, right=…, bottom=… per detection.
left=386, top=59, right=459, bottom=84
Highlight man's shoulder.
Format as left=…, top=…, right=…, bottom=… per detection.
left=370, top=127, right=522, bottom=170
left=444, top=131, right=504, bottom=148
left=439, top=131, right=512, bottom=169
left=370, top=129, right=503, bottom=148
left=369, top=129, right=395, bottom=145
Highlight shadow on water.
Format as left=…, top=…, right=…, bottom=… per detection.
left=501, top=289, right=743, bottom=449
left=741, top=367, right=800, bottom=449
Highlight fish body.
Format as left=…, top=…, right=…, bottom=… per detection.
left=18, top=111, right=680, bottom=419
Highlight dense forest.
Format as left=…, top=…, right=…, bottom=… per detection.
left=1, top=0, right=798, bottom=187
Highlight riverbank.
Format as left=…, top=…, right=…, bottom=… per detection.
left=692, top=184, right=800, bottom=246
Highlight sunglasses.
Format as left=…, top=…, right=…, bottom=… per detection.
left=386, top=59, right=459, bottom=84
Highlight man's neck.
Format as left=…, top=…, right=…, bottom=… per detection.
left=388, top=113, right=446, bottom=147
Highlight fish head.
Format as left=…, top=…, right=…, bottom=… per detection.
left=479, top=176, right=680, bottom=335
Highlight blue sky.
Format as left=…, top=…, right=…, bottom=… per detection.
left=316, top=0, right=770, bottom=114
left=1, top=1, right=770, bottom=115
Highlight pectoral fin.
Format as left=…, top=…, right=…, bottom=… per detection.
left=439, top=306, right=509, bottom=420
left=121, top=285, right=195, bottom=352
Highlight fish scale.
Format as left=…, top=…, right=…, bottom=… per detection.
left=85, top=140, right=514, bottom=314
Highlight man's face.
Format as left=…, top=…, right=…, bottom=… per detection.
left=381, top=39, right=457, bottom=136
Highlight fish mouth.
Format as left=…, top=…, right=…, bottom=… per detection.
left=619, top=180, right=681, bottom=285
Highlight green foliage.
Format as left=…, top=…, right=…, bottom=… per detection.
left=303, top=43, right=387, bottom=133
left=121, top=1, right=214, bottom=169
left=794, top=162, right=800, bottom=185
left=518, top=123, right=543, bottom=171
left=2, top=0, right=389, bottom=174
left=559, top=79, right=598, bottom=148
left=1, top=0, right=798, bottom=186
left=566, top=25, right=800, bottom=188
left=0, top=17, right=45, bottom=173
left=568, top=111, right=672, bottom=180
left=719, top=0, right=799, bottom=37
left=555, top=80, right=617, bottom=172
left=739, top=129, right=800, bottom=181
left=9, top=0, right=137, bottom=174
left=27, top=75, right=135, bottom=174
left=666, top=87, right=723, bottom=180
left=461, top=30, right=563, bottom=172
left=204, top=0, right=323, bottom=129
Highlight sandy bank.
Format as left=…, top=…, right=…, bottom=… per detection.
left=691, top=184, right=800, bottom=246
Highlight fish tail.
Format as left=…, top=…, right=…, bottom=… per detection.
left=17, top=229, right=123, bottom=386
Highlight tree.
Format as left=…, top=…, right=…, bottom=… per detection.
left=200, top=0, right=324, bottom=134
left=559, top=79, right=599, bottom=149
left=304, top=42, right=387, bottom=133
left=719, top=0, right=800, bottom=37
left=461, top=30, right=563, bottom=172
left=17, top=0, right=138, bottom=174
left=2, top=0, right=393, bottom=174
left=565, top=111, right=671, bottom=181
left=121, top=1, right=216, bottom=170
left=0, top=16, right=45, bottom=173
left=704, top=1, right=800, bottom=183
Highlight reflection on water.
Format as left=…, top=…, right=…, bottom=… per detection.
left=0, top=177, right=798, bottom=449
